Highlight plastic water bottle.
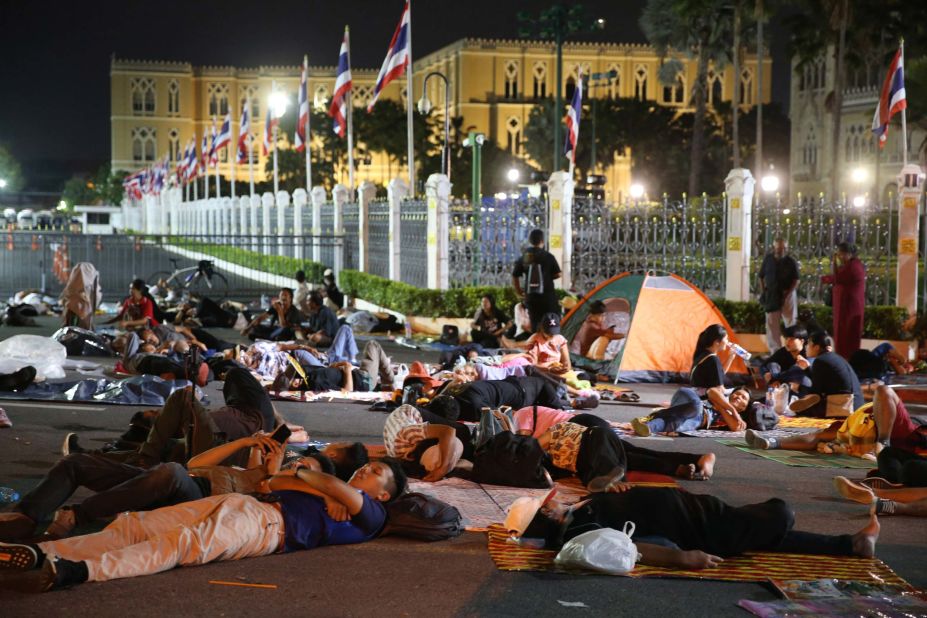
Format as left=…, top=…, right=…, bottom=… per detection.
left=765, top=387, right=774, bottom=410
left=0, top=487, right=20, bottom=504
left=730, top=343, right=752, bottom=362
left=404, top=320, right=412, bottom=340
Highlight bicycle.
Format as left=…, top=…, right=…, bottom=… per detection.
left=149, top=258, right=229, bottom=300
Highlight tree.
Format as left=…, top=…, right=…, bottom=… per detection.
left=61, top=176, right=96, bottom=207
left=94, top=164, right=128, bottom=205
left=0, top=144, right=25, bottom=192
left=641, top=0, right=735, bottom=196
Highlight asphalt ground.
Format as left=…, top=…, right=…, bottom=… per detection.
left=0, top=317, right=925, bottom=617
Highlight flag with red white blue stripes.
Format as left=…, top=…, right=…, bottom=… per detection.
left=214, top=113, right=232, bottom=152
left=330, top=28, right=353, bottom=137
left=263, top=107, right=278, bottom=156
left=238, top=106, right=250, bottom=163
left=296, top=60, right=310, bottom=151
left=871, top=47, right=906, bottom=148
left=564, top=72, right=583, bottom=166
left=368, top=1, right=409, bottom=112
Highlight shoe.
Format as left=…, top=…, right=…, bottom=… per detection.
left=44, top=508, right=76, bottom=539
left=631, top=417, right=652, bottom=437
left=0, top=542, right=39, bottom=571
left=586, top=466, right=626, bottom=493
left=788, top=394, right=821, bottom=415
left=572, top=396, right=599, bottom=410
left=860, top=476, right=903, bottom=491
left=833, top=476, right=877, bottom=504
left=233, top=312, right=248, bottom=331
left=0, top=366, right=36, bottom=391
left=0, top=408, right=10, bottom=429
left=0, top=513, right=36, bottom=541
left=744, top=428, right=757, bottom=447
left=61, top=433, right=85, bottom=457
left=0, top=557, right=86, bottom=593
left=196, top=361, right=209, bottom=387
left=753, top=434, right=779, bottom=450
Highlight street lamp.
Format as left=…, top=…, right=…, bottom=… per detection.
left=418, top=71, right=451, bottom=181
left=629, top=183, right=645, bottom=200
left=851, top=167, right=867, bottom=185
left=507, top=168, right=520, bottom=184
left=0, top=179, right=7, bottom=189
left=760, top=173, right=780, bottom=193
left=268, top=85, right=290, bottom=195
left=852, top=194, right=866, bottom=208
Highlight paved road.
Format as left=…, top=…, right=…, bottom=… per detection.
left=0, top=319, right=925, bottom=617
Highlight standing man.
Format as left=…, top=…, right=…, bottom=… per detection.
left=758, top=238, right=800, bottom=353
left=512, top=229, right=561, bottom=331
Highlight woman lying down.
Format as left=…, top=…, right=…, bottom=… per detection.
left=505, top=484, right=880, bottom=570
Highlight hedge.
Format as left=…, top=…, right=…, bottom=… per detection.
left=340, top=270, right=910, bottom=339
left=159, top=236, right=327, bottom=282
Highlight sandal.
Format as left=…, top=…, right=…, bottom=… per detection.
left=617, top=392, right=640, bottom=403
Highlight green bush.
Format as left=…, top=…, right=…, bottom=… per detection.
left=159, top=236, right=327, bottom=282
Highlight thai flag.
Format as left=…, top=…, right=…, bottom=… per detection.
left=238, top=106, right=250, bottom=163
left=263, top=107, right=279, bottom=156
left=295, top=60, right=310, bottom=151
left=201, top=132, right=210, bottom=169
left=564, top=73, right=583, bottom=165
left=329, top=28, right=353, bottom=137
left=185, top=139, right=199, bottom=182
left=214, top=113, right=232, bottom=151
left=208, top=120, right=219, bottom=165
left=871, top=48, right=906, bottom=148
left=368, top=1, right=410, bottom=112
left=176, top=141, right=189, bottom=179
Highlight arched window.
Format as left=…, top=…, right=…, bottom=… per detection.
left=564, top=76, right=576, bottom=102
left=532, top=61, right=547, bottom=99
left=241, top=84, right=259, bottom=120
left=634, top=65, right=648, bottom=100
left=506, top=116, right=521, bottom=155
left=740, top=68, right=754, bottom=106
left=662, top=72, right=685, bottom=105
left=132, top=127, right=156, bottom=163
left=504, top=60, right=519, bottom=99
left=130, top=78, right=156, bottom=116
left=607, top=64, right=621, bottom=99
left=207, top=83, right=230, bottom=117
left=313, top=84, right=329, bottom=110
left=168, top=128, right=180, bottom=162
left=168, top=79, right=180, bottom=116
left=803, top=126, right=817, bottom=171
left=707, top=69, right=722, bottom=105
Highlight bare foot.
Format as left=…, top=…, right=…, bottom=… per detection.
left=851, top=513, right=880, bottom=558
left=697, top=453, right=716, bottom=479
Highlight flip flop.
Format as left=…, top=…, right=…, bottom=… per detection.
left=617, top=392, right=640, bottom=403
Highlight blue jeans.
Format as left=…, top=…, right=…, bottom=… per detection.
left=645, top=387, right=711, bottom=433
left=327, top=325, right=358, bottom=364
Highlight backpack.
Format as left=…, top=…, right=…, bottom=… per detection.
left=837, top=403, right=876, bottom=447
left=744, top=402, right=779, bottom=431
left=471, top=432, right=552, bottom=488
left=522, top=248, right=545, bottom=295
left=472, top=406, right=514, bottom=451
left=381, top=492, right=463, bottom=541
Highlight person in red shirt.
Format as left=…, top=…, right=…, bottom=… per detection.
left=821, top=242, right=865, bottom=358
left=107, top=279, right=159, bottom=330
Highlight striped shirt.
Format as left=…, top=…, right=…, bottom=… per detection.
left=547, top=422, right=588, bottom=472
left=383, top=404, right=429, bottom=461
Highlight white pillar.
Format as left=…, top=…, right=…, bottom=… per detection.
left=210, top=198, right=220, bottom=237
left=724, top=168, right=756, bottom=301
left=896, top=164, right=924, bottom=316
left=250, top=194, right=261, bottom=252
left=239, top=196, right=249, bottom=240
left=261, top=192, right=274, bottom=254
left=228, top=195, right=238, bottom=236
left=144, top=195, right=156, bottom=235
left=276, top=190, right=290, bottom=257
left=355, top=182, right=375, bottom=273
left=158, top=191, right=169, bottom=235
left=333, top=187, right=346, bottom=274
left=425, top=173, right=450, bottom=290
left=167, top=189, right=179, bottom=235
left=197, top=200, right=206, bottom=237
left=220, top=197, right=231, bottom=239
left=546, top=171, right=574, bottom=290
left=310, top=185, right=327, bottom=264
left=387, top=177, right=409, bottom=281
left=292, top=188, right=307, bottom=261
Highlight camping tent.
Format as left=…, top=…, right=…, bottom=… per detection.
left=562, top=272, right=749, bottom=383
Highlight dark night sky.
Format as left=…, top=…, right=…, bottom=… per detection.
left=0, top=0, right=793, bottom=190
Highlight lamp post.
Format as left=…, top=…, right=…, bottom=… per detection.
left=418, top=71, right=451, bottom=182
left=518, top=4, right=605, bottom=173
left=268, top=85, right=290, bottom=196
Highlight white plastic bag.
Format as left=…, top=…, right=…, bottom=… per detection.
left=773, top=384, right=790, bottom=414
left=392, top=363, right=409, bottom=390
left=554, top=522, right=641, bottom=575
left=0, top=335, right=68, bottom=380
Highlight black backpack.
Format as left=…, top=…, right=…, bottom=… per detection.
left=745, top=402, right=779, bottom=431
left=522, top=248, right=545, bottom=295
left=381, top=492, right=463, bottom=541
left=471, top=432, right=552, bottom=488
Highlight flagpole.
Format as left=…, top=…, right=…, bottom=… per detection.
left=405, top=0, right=415, bottom=194
left=272, top=80, right=280, bottom=196
left=901, top=39, right=908, bottom=167
left=345, top=30, right=355, bottom=194
left=214, top=117, right=221, bottom=199
left=248, top=135, right=255, bottom=197
left=304, top=54, right=312, bottom=194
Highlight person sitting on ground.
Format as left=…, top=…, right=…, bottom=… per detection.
left=503, top=301, right=533, bottom=342
left=294, top=270, right=311, bottom=316
left=241, top=287, right=303, bottom=342
left=304, top=291, right=340, bottom=346
left=785, top=331, right=864, bottom=418
left=569, top=300, right=626, bottom=359
left=744, top=383, right=923, bottom=453
left=470, top=294, right=511, bottom=348
left=0, top=459, right=407, bottom=593
left=690, top=324, right=737, bottom=391
left=105, top=279, right=159, bottom=330
left=321, top=268, right=344, bottom=311
left=383, top=402, right=471, bottom=482
left=761, top=325, right=812, bottom=394
left=849, top=342, right=914, bottom=382
left=506, top=486, right=881, bottom=568
left=631, top=386, right=751, bottom=436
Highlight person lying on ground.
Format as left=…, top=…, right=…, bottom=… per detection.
left=782, top=331, right=864, bottom=417
left=438, top=375, right=573, bottom=422
left=470, top=293, right=511, bottom=349
left=631, top=386, right=751, bottom=436
left=241, top=287, right=303, bottom=342
left=0, top=459, right=407, bottom=593
left=452, top=363, right=598, bottom=402
left=568, top=299, right=626, bottom=359
left=506, top=486, right=880, bottom=569
left=179, top=296, right=251, bottom=330
left=271, top=340, right=393, bottom=394
left=745, top=384, right=925, bottom=453
left=690, top=324, right=738, bottom=390
left=0, top=432, right=333, bottom=541
left=849, top=342, right=914, bottom=382
left=104, top=278, right=159, bottom=330
left=112, top=332, right=210, bottom=387
left=534, top=418, right=717, bottom=488
left=511, top=405, right=622, bottom=438
left=304, top=291, right=340, bottom=346
left=761, top=324, right=812, bottom=393
left=833, top=472, right=927, bottom=517
left=383, top=402, right=471, bottom=482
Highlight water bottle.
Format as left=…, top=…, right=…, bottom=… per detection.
left=0, top=487, right=20, bottom=504
left=765, top=387, right=774, bottom=410
left=729, top=343, right=752, bottom=362
left=404, top=320, right=413, bottom=340
left=260, top=294, right=270, bottom=310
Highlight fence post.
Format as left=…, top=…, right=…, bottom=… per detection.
left=896, top=163, right=924, bottom=316
left=250, top=194, right=261, bottom=251
left=261, top=192, right=274, bottom=255
left=292, top=188, right=307, bottom=261
left=337, top=183, right=358, bottom=271
left=220, top=197, right=230, bottom=240
left=239, top=196, right=249, bottom=242
left=167, top=189, right=178, bottom=235
left=425, top=173, right=450, bottom=290
left=144, top=195, right=156, bottom=234
left=387, top=177, right=409, bottom=281
left=310, top=186, right=327, bottom=264
left=547, top=171, right=574, bottom=291
left=159, top=192, right=168, bottom=235
left=276, top=190, right=290, bottom=257
left=198, top=200, right=206, bottom=237
left=357, top=182, right=377, bottom=273
left=724, top=168, right=755, bottom=302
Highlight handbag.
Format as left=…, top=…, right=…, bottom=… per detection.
left=471, top=432, right=552, bottom=488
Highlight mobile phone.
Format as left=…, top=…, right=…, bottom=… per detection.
left=270, top=424, right=292, bottom=444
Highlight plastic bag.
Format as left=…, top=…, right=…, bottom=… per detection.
left=0, top=335, right=67, bottom=379
left=772, top=384, right=790, bottom=414
left=554, top=522, right=640, bottom=575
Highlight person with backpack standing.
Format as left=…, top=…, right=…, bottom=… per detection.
left=512, top=229, right=561, bottom=332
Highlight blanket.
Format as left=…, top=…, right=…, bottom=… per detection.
left=717, top=440, right=876, bottom=469
left=0, top=375, right=202, bottom=406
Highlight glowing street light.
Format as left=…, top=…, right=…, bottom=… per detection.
left=760, top=173, right=780, bottom=193
left=851, top=167, right=867, bottom=185
left=852, top=195, right=866, bottom=208
left=0, top=179, right=7, bottom=189
left=629, top=183, right=645, bottom=200
left=507, top=168, right=520, bottom=183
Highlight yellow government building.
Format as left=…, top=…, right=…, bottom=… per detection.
left=111, top=37, right=770, bottom=197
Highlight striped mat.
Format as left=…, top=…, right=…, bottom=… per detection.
left=717, top=440, right=876, bottom=469
left=778, top=416, right=837, bottom=429
left=486, top=524, right=910, bottom=585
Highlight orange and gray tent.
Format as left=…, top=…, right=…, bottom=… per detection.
left=562, top=272, right=749, bottom=383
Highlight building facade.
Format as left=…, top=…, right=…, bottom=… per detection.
left=111, top=38, right=770, bottom=197
left=788, top=48, right=924, bottom=202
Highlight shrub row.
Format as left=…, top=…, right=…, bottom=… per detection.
left=163, top=238, right=327, bottom=283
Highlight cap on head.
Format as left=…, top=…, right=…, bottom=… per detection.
left=540, top=312, right=561, bottom=335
